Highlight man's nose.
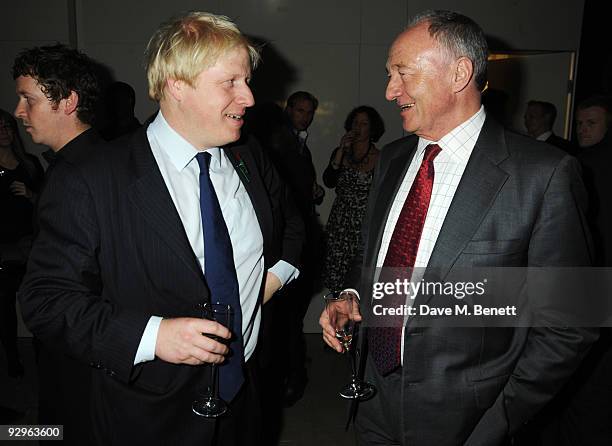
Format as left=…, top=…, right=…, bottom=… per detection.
left=385, top=76, right=401, bottom=102
left=14, top=101, right=25, bottom=118
left=238, top=85, right=255, bottom=107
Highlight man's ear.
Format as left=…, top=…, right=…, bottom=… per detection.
left=453, top=57, right=474, bottom=93
left=165, top=78, right=185, bottom=102
left=63, top=90, right=80, bottom=115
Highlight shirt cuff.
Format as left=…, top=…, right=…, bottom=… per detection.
left=269, top=260, right=300, bottom=289
left=133, top=316, right=163, bottom=365
left=343, top=288, right=360, bottom=301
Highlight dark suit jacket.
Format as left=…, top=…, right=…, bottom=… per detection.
left=347, top=117, right=597, bottom=446
left=578, top=135, right=612, bottom=266
left=32, top=128, right=104, bottom=446
left=19, top=127, right=303, bottom=445
left=545, top=133, right=577, bottom=156
left=266, top=121, right=318, bottom=221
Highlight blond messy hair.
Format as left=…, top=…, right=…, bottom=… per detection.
left=145, top=11, right=260, bottom=101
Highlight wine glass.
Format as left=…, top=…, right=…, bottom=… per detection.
left=192, top=302, right=233, bottom=417
left=324, top=291, right=375, bottom=400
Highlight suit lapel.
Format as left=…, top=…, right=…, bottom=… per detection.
left=425, top=118, right=510, bottom=282
left=126, top=129, right=204, bottom=281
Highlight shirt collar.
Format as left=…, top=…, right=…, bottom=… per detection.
left=148, top=111, right=221, bottom=171
left=417, top=105, right=486, bottom=162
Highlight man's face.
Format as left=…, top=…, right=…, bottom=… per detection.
left=286, top=99, right=315, bottom=131
left=576, top=106, right=608, bottom=148
left=524, top=104, right=548, bottom=137
left=385, top=23, right=457, bottom=140
left=14, top=75, right=65, bottom=150
left=177, top=46, right=254, bottom=149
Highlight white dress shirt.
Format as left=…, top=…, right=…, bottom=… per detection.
left=134, top=111, right=298, bottom=364
left=375, top=106, right=486, bottom=363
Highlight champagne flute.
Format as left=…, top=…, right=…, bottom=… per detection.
left=324, top=291, right=375, bottom=400
left=192, top=302, right=232, bottom=417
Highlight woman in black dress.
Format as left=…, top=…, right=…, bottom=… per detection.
left=322, top=106, right=385, bottom=291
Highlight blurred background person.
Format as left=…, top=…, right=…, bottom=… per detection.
left=524, top=99, right=576, bottom=154
left=101, top=81, right=141, bottom=141
left=575, top=94, right=611, bottom=150
left=322, top=105, right=384, bottom=292
left=249, top=92, right=324, bottom=423
left=576, top=94, right=612, bottom=266
left=0, top=108, right=43, bottom=380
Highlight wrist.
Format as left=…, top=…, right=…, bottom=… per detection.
left=332, top=148, right=344, bottom=167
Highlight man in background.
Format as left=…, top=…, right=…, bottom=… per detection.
left=274, top=91, right=325, bottom=220
left=575, top=95, right=612, bottom=265
left=12, top=43, right=103, bottom=444
left=524, top=99, right=576, bottom=154
left=260, top=91, right=325, bottom=409
left=575, top=94, right=611, bottom=150
left=14, top=44, right=102, bottom=167
left=101, top=81, right=142, bottom=140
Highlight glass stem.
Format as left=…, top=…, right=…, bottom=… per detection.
left=347, top=348, right=358, bottom=382
left=208, top=363, right=218, bottom=398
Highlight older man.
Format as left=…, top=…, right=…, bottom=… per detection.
left=19, top=12, right=303, bottom=446
left=321, top=10, right=596, bottom=446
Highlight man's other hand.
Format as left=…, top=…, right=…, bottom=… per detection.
left=320, top=291, right=362, bottom=353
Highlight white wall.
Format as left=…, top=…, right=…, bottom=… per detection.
left=1, top=1, right=73, bottom=162
left=407, top=0, right=583, bottom=51
left=1, top=0, right=585, bottom=334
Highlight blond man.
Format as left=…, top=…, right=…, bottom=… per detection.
left=19, top=12, right=303, bottom=445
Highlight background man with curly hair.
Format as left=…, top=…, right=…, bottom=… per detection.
left=12, top=43, right=103, bottom=444
left=13, top=43, right=101, bottom=155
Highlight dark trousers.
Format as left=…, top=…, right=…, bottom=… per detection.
left=259, top=285, right=310, bottom=445
left=272, top=274, right=313, bottom=379
left=36, top=341, right=95, bottom=445
left=214, top=352, right=263, bottom=446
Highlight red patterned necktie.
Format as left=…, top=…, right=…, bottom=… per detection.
left=369, top=143, right=442, bottom=375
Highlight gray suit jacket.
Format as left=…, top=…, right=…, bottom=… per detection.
left=347, top=117, right=597, bottom=445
